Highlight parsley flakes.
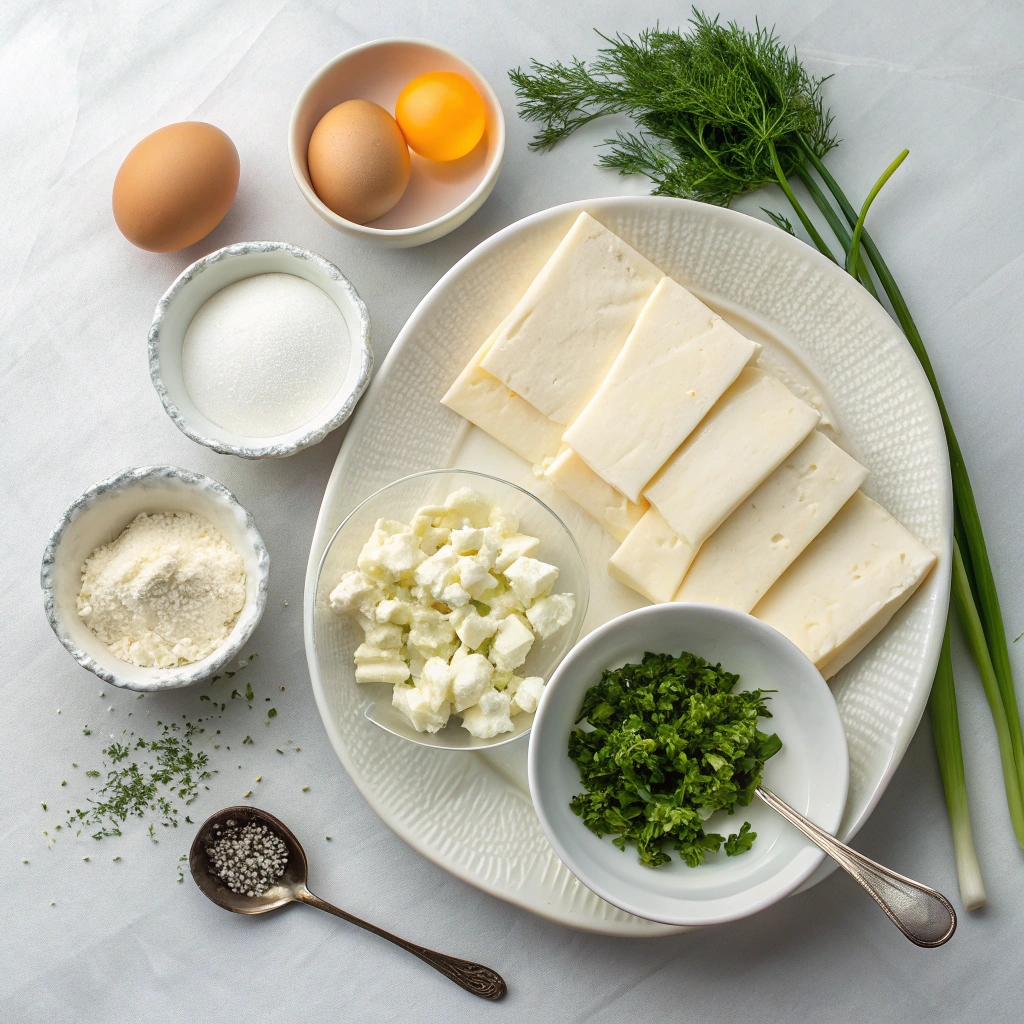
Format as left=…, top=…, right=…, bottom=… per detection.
left=568, top=651, right=781, bottom=868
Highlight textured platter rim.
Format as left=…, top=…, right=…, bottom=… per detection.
left=303, top=196, right=952, bottom=935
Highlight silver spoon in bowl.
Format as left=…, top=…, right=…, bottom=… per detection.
left=189, top=806, right=507, bottom=1000
left=756, top=786, right=957, bottom=947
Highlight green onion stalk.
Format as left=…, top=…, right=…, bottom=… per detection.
left=509, top=8, right=1023, bottom=906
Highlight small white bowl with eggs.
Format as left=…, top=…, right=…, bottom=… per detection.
left=149, top=241, right=372, bottom=458
left=289, top=38, right=505, bottom=247
left=41, top=466, right=270, bottom=692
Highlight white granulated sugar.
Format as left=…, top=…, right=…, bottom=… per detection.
left=181, top=272, right=351, bottom=438
left=77, top=511, right=246, bottom=668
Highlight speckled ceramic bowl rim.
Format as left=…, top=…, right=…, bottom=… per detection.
left=288, top=37, right=506, bottom=240
left=148, top=241, right=373, bottom=459
left=40, top=465, right=271, bottom=691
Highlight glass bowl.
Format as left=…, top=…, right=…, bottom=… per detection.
left=312, top=469, right=589, bottom=749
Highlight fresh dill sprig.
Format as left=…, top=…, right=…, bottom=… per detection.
left=509, top=9, right=836, bottom=205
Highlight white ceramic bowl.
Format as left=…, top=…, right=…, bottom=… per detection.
left=529, top=603, right=849, bottom=927
left=312, top=469, right=589, bottom=749
left=41, top=466, right=270, bottom=691
left=149, top=241, right=372, bottom=458
left=289, top=38, right=505, bottom=247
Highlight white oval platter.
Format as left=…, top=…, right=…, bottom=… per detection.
left=303, top=196, right=952, bottom=937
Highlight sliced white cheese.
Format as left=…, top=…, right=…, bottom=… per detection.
left=480, top=212, right=664, bottom=424
left=608, top=507, right=696, bottom=603
left=563, top=277, right=760, bottom=501
left=441, top=328, right=564, bottom=465
left=675, top=431, right=868, bottom=612
left=644, top=367, right=820, bottom=560
left=544, top=447, right=648, bottom=542
left=752, top=491, right=937, bottom=678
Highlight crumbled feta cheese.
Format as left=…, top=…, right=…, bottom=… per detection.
left=375, top=598, right=412, bottom=625
left=414, top=546, right=459, bottom=599
left=392, top=683, right=450, bottom=732
left=494, top=534, right=541, bottom=572
left=475, top=527, right=502, bottom=570
left=490, top=614, right=534, bottom=672
left=378, top=531, right=425, bottom=578
left=488, top=506, right=519, bottom=537
left=358, top=520, right=424, bottom=582
left=329, top=572, right=382, bottom=619
left=364, top=622, right=404, bottom=649
left=450, top=527, right=486, bottom=554
left=407, top=606, right=456, bottom=657
left=418, top=526, right=450, bottom=556
left=456, top=556, right=499, bottom=600
left=525, top=593, right=576, bottom=639
left=452, top=653, right=494, bottom=712
left=485, top=588, right=525, bottom=619
left=503, top=556, right=559, bottom=603
left=331, top=488, right=575, bottom=737
left=445, top=488, right=491, bottom=527
left=414, top=503, right=448, bottom=519
left=353, top=642, right=410, bottom=684
left=510, top=676, right=545, bottom=715
left=451, top=607, right=499, bottom=649
left=419, top=657, right=453, bottom=703
left=461, top=688, right=514, bottom=738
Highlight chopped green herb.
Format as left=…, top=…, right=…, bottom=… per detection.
left=243, top=736, right=253, bottom=745
left=568, top=651, right=780, bottom=868
left=245, top=682, right=254, bottom=702
left=724, top=821, right=757, bottom=856
left=267, top=708, right=277, bottom=718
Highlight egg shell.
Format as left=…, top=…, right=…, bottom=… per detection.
left=306, top=100, right=410, bottom=224
left=112, top=122, right=239, bottom=253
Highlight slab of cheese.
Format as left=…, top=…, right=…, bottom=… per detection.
left=645, top=367, right=820, bottom=556
left=752, top=490, right=937, bottom=678
left=675, top=431, right=868, bottom=611
left=544, top=448, right=648, bottom=542
left=563, top=277, right=760, bottom=501
left=480, top=212, right=664, bottom=425
left=441, top=329, right=564, bottom=465
left=608, top=507, right=695, bottom=602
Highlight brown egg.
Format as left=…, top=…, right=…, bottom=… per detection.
left=112, top=122, right=239, bottom=252
left=307, top=100, right=410, bottom=224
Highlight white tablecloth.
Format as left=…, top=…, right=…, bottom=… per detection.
left=4, top=1, right=1024, bottom=1020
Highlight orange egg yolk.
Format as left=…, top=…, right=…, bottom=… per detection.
left=395, top=71, right=486, bottom=162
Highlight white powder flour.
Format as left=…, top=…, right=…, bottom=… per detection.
left=77, top=511, right=246, bottom=668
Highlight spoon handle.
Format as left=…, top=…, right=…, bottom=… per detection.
left=755, top=786, right=956, bottom=947
left=295, top=889, right=507, bottom=999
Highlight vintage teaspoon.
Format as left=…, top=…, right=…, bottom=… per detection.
left=756, top=786, right=956, bottom=947
left=190, top=806, right=507, bottom=1000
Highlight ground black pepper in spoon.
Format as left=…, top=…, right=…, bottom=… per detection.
left=190, top=806, right=507, bottom=1000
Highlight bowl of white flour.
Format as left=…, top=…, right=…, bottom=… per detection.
left=41, top=466, right=270, bottom=691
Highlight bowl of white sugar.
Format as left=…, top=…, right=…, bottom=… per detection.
left=41, top=466, right=270, bottom=691
left=149, top=241, right=372, bottom=458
